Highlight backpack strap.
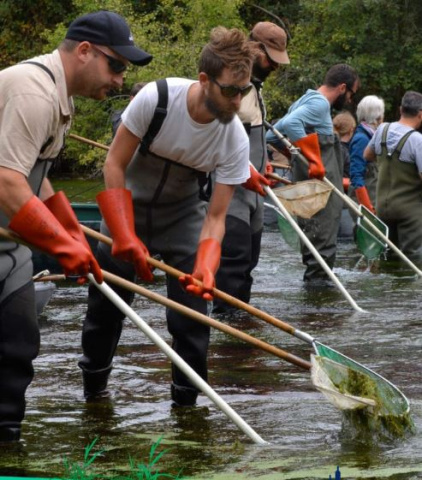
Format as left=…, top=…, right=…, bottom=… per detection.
left=139, top=79, right=168, bottom=155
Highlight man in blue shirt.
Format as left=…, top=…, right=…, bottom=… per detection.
left=266, top=64, right=360, bottom=283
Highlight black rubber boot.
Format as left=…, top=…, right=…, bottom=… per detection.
left=82, top=366, right=112, bottom=401
left=0, top=427, right=21, bottom=444
left=171, top=383, right=198, bottom=407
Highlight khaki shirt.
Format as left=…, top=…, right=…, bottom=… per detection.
left=0, top=49, right=73, bottom=176
left=238, top=85, right=264, bottom=127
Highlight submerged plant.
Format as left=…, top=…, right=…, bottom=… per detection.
left=62, top=436, right=185, bottom=480
left=63, top=437, right=105, bottom=480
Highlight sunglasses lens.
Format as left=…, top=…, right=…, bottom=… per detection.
left=220, top=86, right=239, bottom=98
left=109, top=58, right=126, bottom=74
left=241, top=84, right=253, bottom=98
left=221, top=84, right=253, bottom=98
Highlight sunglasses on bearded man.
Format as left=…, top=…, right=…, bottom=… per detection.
left=209, top=77, right=253, bottom=98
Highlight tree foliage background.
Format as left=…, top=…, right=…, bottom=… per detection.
left=1, top=0, right=421, bottom=175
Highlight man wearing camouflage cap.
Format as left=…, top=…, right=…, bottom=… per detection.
left=213, top=21, right=290, bottom=313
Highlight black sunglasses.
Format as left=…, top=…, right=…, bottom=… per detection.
left=91, top=45, right=127, bottom=74
left=209, top=77, right=253, bottom=98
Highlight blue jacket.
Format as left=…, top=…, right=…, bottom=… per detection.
left=349, top=123, right=373, bottom=188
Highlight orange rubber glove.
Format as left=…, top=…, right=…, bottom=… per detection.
left=241, top=165, right=271, bottom=196
left=342, top=177, right=350, bottom=193
left=96, top=188, right=154, bottom=282
left=293, top=133, right=326, bottom=180
left=9, top=195, right=103, bottom=283
left=179, top=238, right=221, bottom=301
left=44, top=191, right=92, bottom=251
left=264, top=162, right=279, bottom=188
left=355, top=186, right=376, bottom=214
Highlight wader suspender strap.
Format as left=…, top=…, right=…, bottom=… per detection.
left=140, top=79, right=212, bottom=201
left=139, top=79, right=168, bottom=155
left=381, top=123, right=416, bottom=159
left=21, top=61, right=60, bottom=196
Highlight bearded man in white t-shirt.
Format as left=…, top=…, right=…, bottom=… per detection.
left=79, top=27, right=267, bottom=407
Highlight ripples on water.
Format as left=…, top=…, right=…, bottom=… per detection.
left=1, top=227, right=422, bottom=479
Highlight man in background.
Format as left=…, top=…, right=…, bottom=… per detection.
left=213, top=22, right=289, bottom=313
left=266, top=64, right=360, bottom=283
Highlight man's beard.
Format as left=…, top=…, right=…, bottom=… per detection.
left=205, top=96, right=236, bottom=124
left=332, top=92, right=347, bottom=111
left=252, top=63, right=272, bottom=82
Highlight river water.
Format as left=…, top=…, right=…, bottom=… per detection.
left=1, top=224, right=422, bottom=479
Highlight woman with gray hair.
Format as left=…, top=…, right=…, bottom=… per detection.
left=349, top=95, right=385, bottom=214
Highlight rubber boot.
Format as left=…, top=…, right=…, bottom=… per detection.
left=82, top=366, right=112, bottom=401
left=171, top=383, right=198, bottom=407
left=0, top=427, right=21, bottom=444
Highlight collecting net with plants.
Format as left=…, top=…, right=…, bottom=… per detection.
left=311, top=342, right=414, bottom=438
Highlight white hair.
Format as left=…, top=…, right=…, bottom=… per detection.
left=356, top=95, right=385, bottom=125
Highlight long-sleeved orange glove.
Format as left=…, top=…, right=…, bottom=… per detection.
left=179, top=238, right=221, bottom=301
left=9, top=195, right=103, bottom=283
left=293, top=133, right=326, bottom=180
left=355, top=186, right=376, bottom=214
left=44, top=191, right=92, bottom=251
left=342, top=177, right=350, bottom=193
left=264, top=162, right=279, bottom=188
left=96, top=188, right=154, bottom=282
left=242, top=165, right=271, bottom=196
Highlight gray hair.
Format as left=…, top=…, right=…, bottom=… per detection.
left=356, top=95, right=385, bottom=125
left=401, top=91, right=422, bottom=117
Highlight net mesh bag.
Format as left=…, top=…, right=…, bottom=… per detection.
left=276, top=213, right=301, bottom=252
left=311, top=342, right=414, bottom=437
left=272, top=180, right=332, bottom=219
left=356, top=205, right=388, bottom=260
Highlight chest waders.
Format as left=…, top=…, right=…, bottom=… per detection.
left=376, top=124, right=422, bottom=257
left=81, top=80, right=210, bottom=405
left=293, top=134, right=344, bottom=281
left=0, top=62, right=59, bottom=440
left=213, top=84, right=267, bottom=313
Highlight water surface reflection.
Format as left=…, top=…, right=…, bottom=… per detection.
left=1, top=228, right=421, bottom=479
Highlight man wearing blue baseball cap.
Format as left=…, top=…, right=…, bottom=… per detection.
left=0, top=10, right=152, bottom=443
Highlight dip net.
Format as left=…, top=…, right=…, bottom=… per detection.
left=272, top=180, right=333, bottom=219
left=311, top=342, right=413, bottom=437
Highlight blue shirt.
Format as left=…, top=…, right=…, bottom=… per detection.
left=349, top=123, right=373, bottom=188
left=266, top=89, right=332, bottom=146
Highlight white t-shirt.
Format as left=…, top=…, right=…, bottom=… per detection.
left=121, top=78, right=250, bottom=185
left=368, top=121, right=422, bottom=173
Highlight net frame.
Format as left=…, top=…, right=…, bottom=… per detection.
left=272, top=180, right=333, bottom=219
left=312, top=341, right=410, bottom=418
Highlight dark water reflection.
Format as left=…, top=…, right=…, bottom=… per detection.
left=1, top=227, right=422, bottom=479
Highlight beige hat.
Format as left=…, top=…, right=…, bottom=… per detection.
left=251, top=21, right=289, bottom=65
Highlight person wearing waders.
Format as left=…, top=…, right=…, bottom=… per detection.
left=266, top=64, right=360, bottom=284
left=212, top=22, right=290, bottom=314
left=79, top=27, right=264, bottom=407
left=0, top=10, right=152, bottom=443
left=364, top=90, right=422, bottom=259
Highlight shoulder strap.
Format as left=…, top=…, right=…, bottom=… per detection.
left=140, top=79, right=168, bottom=155
left=22, top=61, right=56, bottom=84
left=21, top=61, right=56, bottom=154
left=394, top=129, right=416, bottom=157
